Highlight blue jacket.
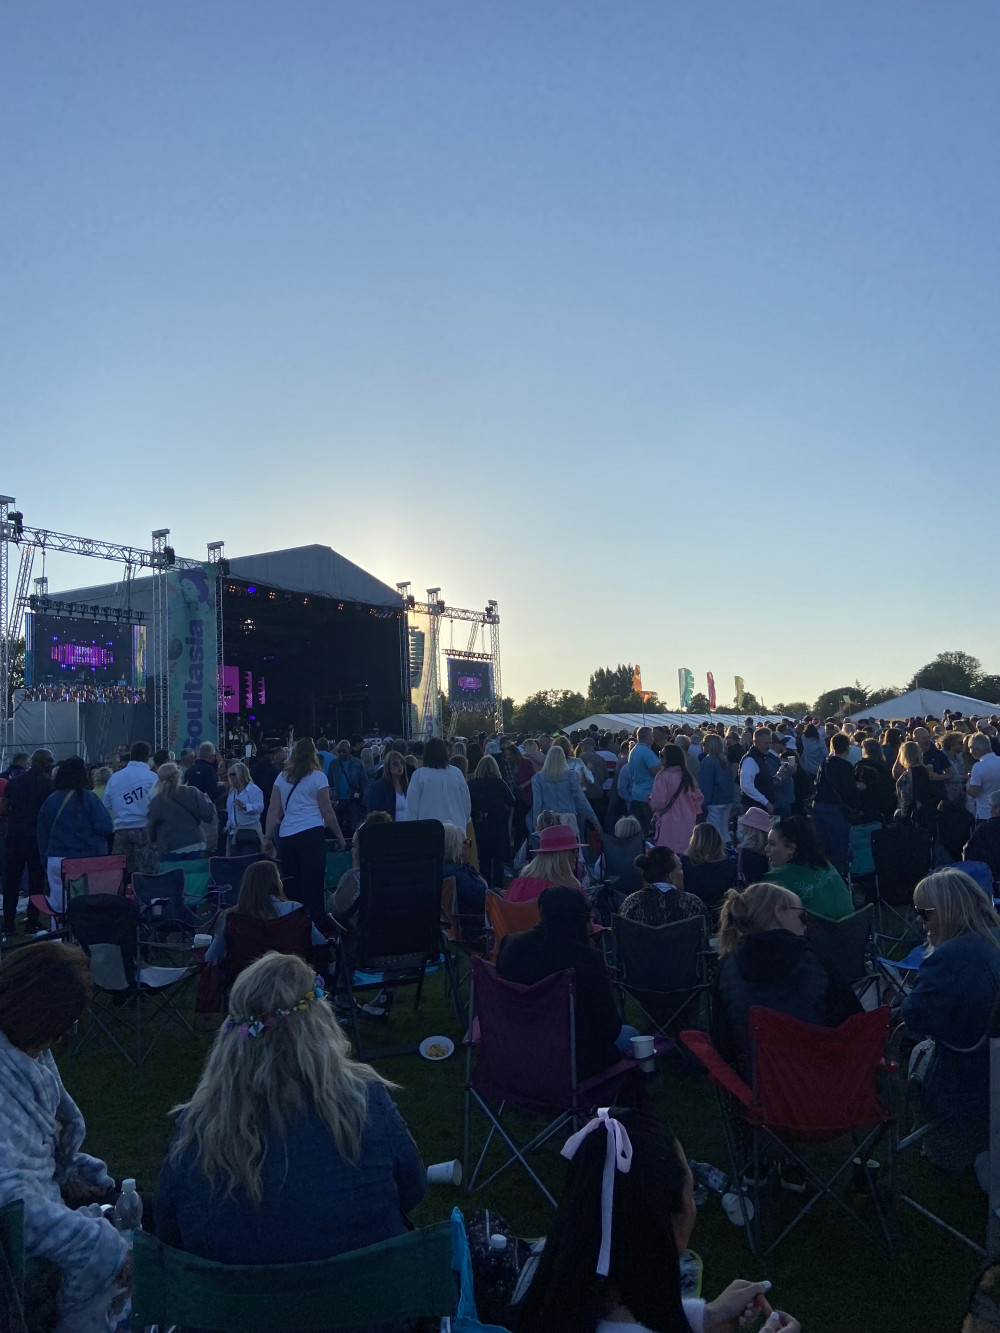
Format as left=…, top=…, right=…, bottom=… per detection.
left=366, top=776, right=401, bottom=820
left=698, top=755, right=735, bottom=807
left=530, top=770, right=597, bottom=833
left=154, top=1083, right=426, bottom=1265
left=37, top=789, right=113, bottom=861
left=328, top=755, right=366, bottom=803
left=904, top=931, right=1000, bottom=1117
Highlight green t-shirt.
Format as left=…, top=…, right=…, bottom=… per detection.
left=764, top=860, right=854, bottom=920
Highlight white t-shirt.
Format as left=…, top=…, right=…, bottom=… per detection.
left=970, top=752, right=1000, bottom=819
left=273, top=769, right=328, bottom=837
left=394, top=790, right=407, bottom=821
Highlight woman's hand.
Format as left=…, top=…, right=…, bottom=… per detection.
left=263, top=837, right=277, bottom=860
left=704, top=1280, right=773, bottom=1333
left=61, top=1178, right=106, bottom=1206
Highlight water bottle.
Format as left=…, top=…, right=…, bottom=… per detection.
left=112, top=1179, right=143, bottom=1244
left=689, top=1160, right=728, bottom=1195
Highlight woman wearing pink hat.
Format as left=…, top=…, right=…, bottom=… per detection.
left=505, top=823, right=588, bottom=905
left=649, top=746, right=703, bottom=855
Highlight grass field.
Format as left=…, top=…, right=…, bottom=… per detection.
left=57, top=969, right=988, bottom=1333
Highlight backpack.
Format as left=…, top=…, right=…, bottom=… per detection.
left=464, top=1208, right=532, bottom=1327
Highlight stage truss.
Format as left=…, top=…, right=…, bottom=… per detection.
left=0, top=496, right=221, bottom=755
left=397, top=583, right=502, bottom=736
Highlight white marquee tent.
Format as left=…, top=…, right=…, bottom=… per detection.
left=847, top=688, right=1000, bottom=723
left=566, top=711, right=783, bottom=732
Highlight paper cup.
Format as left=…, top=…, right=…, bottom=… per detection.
left=722, top=1191, right=754, bottom=1225
left=427, top=1159, right=463, bottom=1187
left=193, top=934, right=213, bottom=949
left=630, top=1034, right=655, bottom=1072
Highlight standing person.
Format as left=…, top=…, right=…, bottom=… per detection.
left=468, top=755, right=515, bottom=890
left=854, top=738, right=897, bottom=825
left=811, top=732, right=862, bottom=870
left=403, top=737, right=472, bottom=828
left=37, top=757, right=113, bottom=909
left=102, top=741, right=158, bottom=875
left=738, top=728, right=775, bottom=815
left=327, top=740, right=367, bottom=839
left=2, top=749, right=54, bottom=938
left=512, top=739, right=543, bottom=852
left=264, top=738, right=346, bottom=928
left=698, top=733, right=735, bottom=844
left=184, top=742, right=224, bottom=803
left=146, top=763, right=217, bottom=862
left=531, top=745, right=600, bottom=840
left=895, top=741, right=939, bottom=831
left=365, top=750, right=409, bottom=821
left=626, top=727, right=661, bottom=835
left=225, top=761, right=265, bottom=854
left=649, top=745, right=703, bottom=855
left=967, top=734, right=1000, bottom=825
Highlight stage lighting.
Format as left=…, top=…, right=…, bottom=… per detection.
left=28, top=595, right=38, bottom=610
left=163, top=546, right=175, bottom=567
left=90, top=605, right=99, bottom=617
left=9, top=511, right=23, bottom=538
left=247, top=586, right=257, bottom=594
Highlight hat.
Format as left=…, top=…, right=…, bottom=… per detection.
left=538, top=824, right=585, bottom=855
left=740, top=807, right=772, bottom=833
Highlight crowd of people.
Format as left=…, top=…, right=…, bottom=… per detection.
left=19, top=682, right=144, bottom=703
left=3, top=707, right=1000, bottom=1331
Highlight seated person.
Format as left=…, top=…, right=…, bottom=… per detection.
left=442, top=820, right=489, bottom=915
left=512, top=1107, right=798, bottom=1333
left=712, top=881, right=861, bottom=1082
left=619, top=847, right=711, bottom=929
left=155, top=951, right=427, bottom=1262
left=679, top=824, right=736, bottom=911
left=965, top=790, right=1000, bottom=886
left=735, top=807, right=770, bottom=885
left=325, top=810, right=393, bottom=926
left=904, top=869, right=1000, bottom=1171
left=498, top=885, right=632, bottom=1079
left=205, top=860, right=326, bottom=965
left=0, top=942, right=130, bottom=1333
left=591, top=814, right=644, bottom=886
left=763, top=815, right=854, bottom=920
left=506, top=823, right=587, bottom=904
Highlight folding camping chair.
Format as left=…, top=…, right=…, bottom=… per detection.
left=158, top=856, right=212, bottom=909
left=28, top=853, right=127, bottom=933
left=440, top=876, right=488, bottom=1027
left=598, top=832, right=644, bottom=897
left=208, top=853, right=267, bottom=902
left=224, top=906, right=314, bottom=987
left=485, top=892, right=540, bottom=963
left=681, top=1007, right=896, bottom=1257
left=132, top=870, right=201, bottom=964
left=67, top=894, right=196, bottom=1072
left=611, top=912, right=710, bottom=1035
left=870, top=823, right=933, bottom=946
left=131, top=1221, right=457, bottom=1332
left=847, top=821, right=880, bottom=896
left=331, top=819, right=445, bottom=1061
left=463, top=956, right=669, bottom=1207
left=804, top=904, right=880, bottom=1005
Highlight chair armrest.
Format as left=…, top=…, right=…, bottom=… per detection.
left=679, top=1029, right=753, bottom=1107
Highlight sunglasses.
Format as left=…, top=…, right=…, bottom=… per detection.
left=780, top=904, right=808, bottom=924
left=914, top=906, right=936, bottom=922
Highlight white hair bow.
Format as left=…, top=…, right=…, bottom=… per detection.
left=560, top=1107, right=633, bottom=1276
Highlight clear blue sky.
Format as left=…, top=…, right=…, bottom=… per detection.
left=2, top=2, right=998, bottom=709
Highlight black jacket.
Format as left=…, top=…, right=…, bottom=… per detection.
left=4, top=769, right=54, bottom=838
left=497, top=926, right=621, bottom=1080
left=468, top=777, right=515, bottom=856
left=965, top=820, right=1000, bottom=884
left=711, top=930, right=861, bottom=1082
left=184, top=759, right=223, bottom=805
left=854, top=759, right=897, bottom=824
left=814, top=755, right=860, bottom=810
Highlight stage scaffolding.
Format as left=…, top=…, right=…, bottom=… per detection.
left=398, top=586, right=502, bottom=736
left=0, top=498, right=208, bottom=756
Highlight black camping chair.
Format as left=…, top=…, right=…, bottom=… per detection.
left=805, top=904, right=880, bottom=1004
left=870, top=823, right=933, bottom=948
left=67, top=895, right=196, bottom=1073
left=611, top=912, right=710, bottom=1035
left=132, top=871, right=201, bottom=964
left=331, top=820, right=445, bottom=1061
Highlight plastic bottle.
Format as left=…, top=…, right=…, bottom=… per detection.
left=489, top=1234, right=508, bottom=1251
left=112, top=1179, right=143, bottom=1243
left=689, top=1160, right=728, bottom=1194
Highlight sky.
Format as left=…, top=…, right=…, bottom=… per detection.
left=2, top=2, right=999, bottom=711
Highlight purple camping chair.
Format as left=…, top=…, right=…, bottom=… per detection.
left=462, top=956, right=671, bottom=1206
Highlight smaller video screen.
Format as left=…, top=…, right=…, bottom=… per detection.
left=446, top=657, right=495, bottom=711
left=24, top=613, right=145, bottom=703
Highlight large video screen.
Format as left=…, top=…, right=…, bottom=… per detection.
left=446, top=656, right=495, bottom=711
left=25, top=614, right=145, bottom=703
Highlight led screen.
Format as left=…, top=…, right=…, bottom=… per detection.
left=446, top=656, right=495, bottom=710
left=24, top=613, right=144, bottom=702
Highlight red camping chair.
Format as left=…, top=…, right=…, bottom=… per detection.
left=463, top=956, right=672, bottom=1206
left=224, top=907, right=314, bottom=986
left=681, top=1006, right=897, bottom=1257
left=30, top=854, right=127, bottom=931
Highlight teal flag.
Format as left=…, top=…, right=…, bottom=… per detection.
left=678, top=667, right=695, bottom=710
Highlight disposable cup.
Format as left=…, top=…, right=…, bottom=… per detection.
left=630, top=1034, right=655, bottom=1072
left=427, top=1159, right=463, bottom=1187
left=193, top=934, right=212, bottom=949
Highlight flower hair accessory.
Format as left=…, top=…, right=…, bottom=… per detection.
left=560, top=1107, right=632, bottom=1276
left=224, top=974, right=327, bottom=1038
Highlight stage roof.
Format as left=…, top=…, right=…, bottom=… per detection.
left=50, top=544, right=402, bottom=609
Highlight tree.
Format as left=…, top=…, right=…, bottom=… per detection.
left=688, top=692, right=711, bottom=714
left=587, top=665, right=635, bottom=706
left=976, top=676, right=1000, bottom=706
left=866, top=685, right=902, bottom=709
left=909, top=650, right=982, bottom=696
left=732, top=690, right=761, bottom=714
left=813, top=682, right=868, bottom=719
left=771, top=702, right=810, bottom=717
left=5, top=638, right=24, bottom=711
left=511, top=689, right=586, bottom=733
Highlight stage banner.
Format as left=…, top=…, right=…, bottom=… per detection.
left=408, top=608, right=441, bottom=740
left=678, top=667, right=694, bottom=710
left=735, top=676, right=745, bottom=711
left=166, top=566, right=219, bottom=754
left=707, top=672, right=716, bottom=711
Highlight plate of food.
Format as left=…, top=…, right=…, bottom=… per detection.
left=419, top=1035, right=455, bottom=1062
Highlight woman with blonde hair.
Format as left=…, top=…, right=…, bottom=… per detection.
left=205, top=861, right=326, bottom=965
left=895, top=740, right=937, bottom=829
left=468, top=754, right=515, bottom=888
left=531, top=744, right=599, bottom=840
left=146, top=761, right=217, bottom=861
left=155, top=951, right=426, bottom=1261
left=506, top=823, right=586, bottom=904
left=680, top=821, right=736, bottom=910
left=225, top=760, right=265, bottom=854
left=711, top=882, right=860, bottom=1080
left=264, top=738, right=346, bottom=928
left=904, top=870, right=1000, bottom=1169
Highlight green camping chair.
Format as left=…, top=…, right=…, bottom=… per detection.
left=131, top=1221, right=457, bottom=1331
left=159, top=856, right=212, bottom=908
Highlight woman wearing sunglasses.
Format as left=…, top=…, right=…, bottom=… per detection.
left=711, top=881, right=861, bottom=1082
left=904, top=869, right=1000, bottom=1171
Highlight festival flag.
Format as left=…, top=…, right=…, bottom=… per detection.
left=632, top=665, right=656, bottom=704
left=735, top=676, right=745, bottom=710
left=678, top=667, right=695, bottom=710
left=707, top=672, right=716, bottom=711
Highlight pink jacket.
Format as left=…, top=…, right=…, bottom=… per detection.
left=649, top=768, right=703, bottom=854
